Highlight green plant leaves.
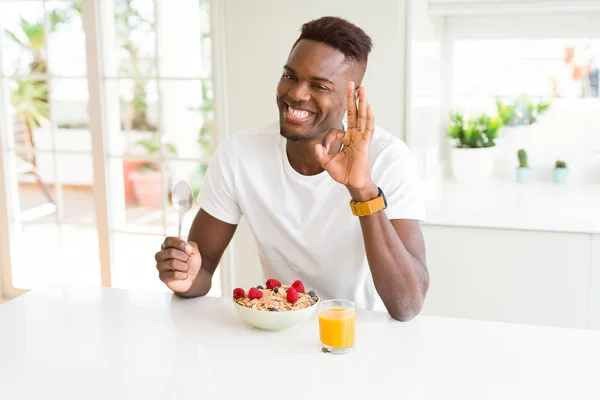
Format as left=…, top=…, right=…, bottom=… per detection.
left=448, top=112, right=500, bottom=148
left=10, top=80, right=49, bottom=129
left=555, top=160, right=567, bottom=169
left=135, top=136, right=177, bottom=155
left=496, top=95, right=552, bottom=126
left=518, top=149, right=528, bottom=168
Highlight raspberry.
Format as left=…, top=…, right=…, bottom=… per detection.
left=248, top=287, right=263, bottom=300
left=266, top=279, right=281, bottom=290
left=291, top=280, right=305, bottom=293
left=286, top=287, right=299, bottom=303
left=233, top=288, right=245, bottom=299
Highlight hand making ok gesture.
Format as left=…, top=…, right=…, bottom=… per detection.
left=314, top=81, right=375, bottom=192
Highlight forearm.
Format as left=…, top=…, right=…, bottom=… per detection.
left=350, top=186, right=429, bottom=321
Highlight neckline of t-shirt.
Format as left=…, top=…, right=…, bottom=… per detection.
left=279, top=135, right=328, bottom=182
left=279, top=121, right=347, bottom=183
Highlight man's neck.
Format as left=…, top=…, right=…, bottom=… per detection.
left=286, top=139, right=324, bottom=176
left=285, top=122, right=344, bottom=176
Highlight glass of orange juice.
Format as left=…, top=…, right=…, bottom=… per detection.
left=318, top=299, right=355, bottom=354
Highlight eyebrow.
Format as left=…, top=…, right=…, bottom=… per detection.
left=284, top=65, right=335, bottom=85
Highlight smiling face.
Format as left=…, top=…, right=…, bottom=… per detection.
left=277, top=39, right=358, bottom=142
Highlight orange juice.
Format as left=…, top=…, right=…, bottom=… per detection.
left=319, top=307, right=356, bottom=349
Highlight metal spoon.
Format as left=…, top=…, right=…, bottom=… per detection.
left=172, top=180, right=194, bottom=238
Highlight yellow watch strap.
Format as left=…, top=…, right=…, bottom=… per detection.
left=350, top=194, right=386, bottom=217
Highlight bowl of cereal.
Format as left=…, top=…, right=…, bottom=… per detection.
left=232, top=279, right=320, bottom=331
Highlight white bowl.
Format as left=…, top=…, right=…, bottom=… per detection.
left=233, top=299, right=319, bottom=331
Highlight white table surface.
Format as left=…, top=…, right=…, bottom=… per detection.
left=1, top=286, right=599, bottom=399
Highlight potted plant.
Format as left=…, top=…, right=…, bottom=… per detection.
left=516, top=149, right=532, bottom=184
left=496, top=95, right=552, bottom=151
left=553, top=160, right=568, bottom=185
left=448, top=111, right=502, bottom=182
left=496, top=95, right=551, bottom=127
left=129, top=136, right=177, bottom=208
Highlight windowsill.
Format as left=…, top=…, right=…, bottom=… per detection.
left=422, top=179, right=600, bottom=234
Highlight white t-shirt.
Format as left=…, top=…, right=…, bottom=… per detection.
left=198, top=121, right=426, bottom=311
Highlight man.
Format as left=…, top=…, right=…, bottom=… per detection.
left=155, top=16, right=428, bottom=321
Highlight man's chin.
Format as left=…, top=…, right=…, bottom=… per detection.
left=279, top=121, right=310, bottom=142
left=279, top=129, right=305, bottom=142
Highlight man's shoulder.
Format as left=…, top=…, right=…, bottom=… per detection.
left=369, top=125, right=420, bottom=180
left=370, top=125, right=411, bottom=158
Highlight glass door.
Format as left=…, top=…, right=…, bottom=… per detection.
left=0, top=0, right=101, bottom=292
left=0, top=0, right=221, bottom=297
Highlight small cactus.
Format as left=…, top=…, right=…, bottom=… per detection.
left=517, top=149, right=528, bottom=168
left=555, top=160, right=567, bottom=169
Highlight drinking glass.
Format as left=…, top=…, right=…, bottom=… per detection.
left=318, top=299, right=356, bottom=354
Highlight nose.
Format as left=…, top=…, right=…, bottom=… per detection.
left=288, top=82, right=311, bottom=102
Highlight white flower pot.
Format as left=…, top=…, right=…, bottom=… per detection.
left=450, top=146, right=496, bottom=182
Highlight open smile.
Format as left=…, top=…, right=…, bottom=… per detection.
left=284, top=103, right=316, bottom=124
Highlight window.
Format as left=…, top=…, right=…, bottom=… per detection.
left=454, top=39, right=600, bottom=113
left=0, top=0, right=221, bottom=296
left=444, top=15, right=600, bottom=184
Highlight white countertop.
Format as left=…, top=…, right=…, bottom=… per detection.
left=1, top=286, right=599, bottom=399
left=423, top=180, right=600, bottom=234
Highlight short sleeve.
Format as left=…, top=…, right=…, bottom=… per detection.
left=197, top=138, right=242, bottom=225
left=372, top=140, right=427, bottom=222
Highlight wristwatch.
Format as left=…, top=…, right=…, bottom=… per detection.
left=349, top=186, right=387, bottom=217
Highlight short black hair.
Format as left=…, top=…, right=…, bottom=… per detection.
left=292, top=16, right=373, bottom=77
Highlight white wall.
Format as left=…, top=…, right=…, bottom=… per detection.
left=421, top=225, right=594, bottom=329
left=590, top=234, right=600, bottom=330
left=221, top=0, right=409, bottom=287
left=223, top=0, right=408, bottom=136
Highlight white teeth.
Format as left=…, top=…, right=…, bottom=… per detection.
left=288, top=106, right=310, bottom=119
